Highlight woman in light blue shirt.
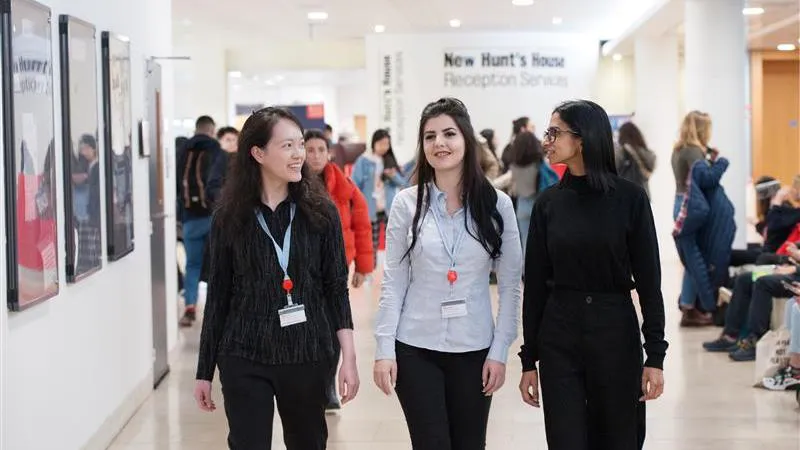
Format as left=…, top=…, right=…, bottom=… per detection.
left=373, top=97, right=522, bottom=450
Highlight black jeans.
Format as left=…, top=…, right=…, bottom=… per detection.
left=538, top=290, right=645, bottom=450
left=394, top=341, right=492, bottom=450
left=724, top=271, right=800, bottom=339
left=218, top=356, right=330, bottom=450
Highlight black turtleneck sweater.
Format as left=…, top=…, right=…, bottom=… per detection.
left=196, top=198, right=353, bottom=381
left=519, top=173, right=668, bottom=371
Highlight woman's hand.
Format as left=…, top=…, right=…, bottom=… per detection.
left=640, top=367, right=665, bottom=401
left=519, top=370, right=540, bottom=407
left=352, top=272, right=367, bottom=288
left=373, top=359, right=397, bottom=396
left=482, top=360, right=506, bottom=396
left=338, top=356, right=360, bottom=404
left=193, top=380, right=216, bottom=412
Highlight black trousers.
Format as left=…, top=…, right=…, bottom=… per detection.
left=538, top=290, right=645, bottom=450
left=218, top=356, right=330, bottom=450
left=395, top=341, right=492, bottom=450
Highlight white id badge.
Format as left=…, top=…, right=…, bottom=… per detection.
left=279, top=304, right=307, bottom=327
left=441, top=298, right=467, bottom=319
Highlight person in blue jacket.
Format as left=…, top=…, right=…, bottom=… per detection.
left=351, top=129, right=408, bottom=266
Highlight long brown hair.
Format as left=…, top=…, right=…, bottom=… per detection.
left=215, top=107, right=331, bottom=243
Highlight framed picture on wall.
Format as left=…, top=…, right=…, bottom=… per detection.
left=59, top=15, right=102, bottom=283
left=101, top=31, right=134, bottom=261
left=2, top=0, right=59, bottom=311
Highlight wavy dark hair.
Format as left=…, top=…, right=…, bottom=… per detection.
left=405, top=97, right=504, bottom=261
left=511, top=131, right=544, bottom=166
left=553, top=100, right=617, bottom=192
left=215, top=107, right=331, bottom=243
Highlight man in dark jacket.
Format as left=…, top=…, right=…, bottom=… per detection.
left=177, top=115, right=225, bottom=327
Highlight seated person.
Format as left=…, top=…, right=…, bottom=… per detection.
left=762, top=284, right=800, bottom=391
left=703, top=243, right=800, bottom=361
left=730, top=176, right=800, bottom=267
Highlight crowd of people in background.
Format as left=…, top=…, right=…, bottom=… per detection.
left=172, top=99, right=800, bottom=449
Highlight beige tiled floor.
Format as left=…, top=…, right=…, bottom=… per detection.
left=109, top=259, right=800, bottom=449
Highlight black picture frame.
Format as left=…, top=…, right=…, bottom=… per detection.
left=59, top=14, right=102, bottom=283
left=100, top=31, right=133, bottom=261
left=2, top=0, right=59, bottom=311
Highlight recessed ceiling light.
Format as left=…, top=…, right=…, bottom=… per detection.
left=229, top=71, right=242, bottom=78
left=274, top=75, right=285, bottom=82
left=552, top=17, right=563, bottom=25
left=612, top=53, right=623, bottom=61
left=742, top=7, right=765, bottom=15
left=307, top=11, right=328, bottom=21
left=777, top=43, right=796, bottom=51
left=512, top=0, right=534, bottom=5
left=374, top=24, right=385, bottom=33
left=449, top=19, right=461, bottom=28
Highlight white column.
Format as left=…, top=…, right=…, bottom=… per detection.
left=684, top=0, right=749, bottom=247
left=634, top=35, right=681, bottom=261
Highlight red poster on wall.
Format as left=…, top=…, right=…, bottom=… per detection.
left=306, top=104, right=325, bottom=120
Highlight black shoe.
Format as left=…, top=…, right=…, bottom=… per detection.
left=702, top=335, right=738, bottom=352
left=179, top=310, right=196, bottom=327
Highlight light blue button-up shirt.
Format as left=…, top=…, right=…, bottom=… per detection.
left=374, top=183, right=523, bottom=363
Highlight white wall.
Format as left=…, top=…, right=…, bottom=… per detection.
left=594, top=53, right=636, bottom=116
left=172, top=39, right=227, bottom=132
left=365, top=32, right=600, bottom=163
left=1, top=0, right=174, bottom=449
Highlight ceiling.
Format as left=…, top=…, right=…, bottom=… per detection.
left=172, top=0, right=661, bottom=45
left=745, top=0, right=799, bottom=49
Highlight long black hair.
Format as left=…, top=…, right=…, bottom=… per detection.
left=371, top=128, right=401, bottom=172
left=215, top=107, right=331, bottom=243
left=405, top=97, right=504, bottom=260
left=553, top=100, right=617, bottom=192
left=511, top=131, right=543, bottom=166
left=479, top=128, right=497, bottom=156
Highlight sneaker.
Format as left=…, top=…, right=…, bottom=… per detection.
left=762, top=366, right=800, bottom=391
left=179, top=309, right=196, bottom=328
left=728, top=337, right=756, bottom=362
left=702, top=335, right=738, bottom=352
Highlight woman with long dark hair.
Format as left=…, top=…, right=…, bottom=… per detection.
left=373, top=97, right=522, bottom=449
left=351, top=129, right=408, bottom=265
left=508, top=131, right=544, bottom=255
left=616, top=122, right=656, bottom=197
left=518, top=100, right=667, bottom=450
left=193, top=107, right=359, bottom=449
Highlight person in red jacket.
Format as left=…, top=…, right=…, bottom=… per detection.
left=305, top=128, right=374, bottom=411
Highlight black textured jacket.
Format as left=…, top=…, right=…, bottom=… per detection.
left=196, top=197, right=353, bottom=381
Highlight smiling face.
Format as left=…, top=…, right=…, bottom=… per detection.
left=250, top=118, right=305, bottom=183
left=305, top=137, right=329, bottom=175
left=542, top=112, right=582, bottom=165
left=422, top=114, right=466, bottom=174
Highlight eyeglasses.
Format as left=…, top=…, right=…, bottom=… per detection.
left=543, top=127, right=581, bottom=143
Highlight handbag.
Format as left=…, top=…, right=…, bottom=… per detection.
left=754, top=328, right=791, bottom=387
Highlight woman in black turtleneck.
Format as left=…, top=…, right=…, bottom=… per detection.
left=517, top=100, right=668, bottom=450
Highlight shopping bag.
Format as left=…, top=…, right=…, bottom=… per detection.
left=754, top=328, right=791, bottom=387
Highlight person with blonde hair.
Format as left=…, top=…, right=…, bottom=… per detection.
left=671, top=111, right=733, bottom=327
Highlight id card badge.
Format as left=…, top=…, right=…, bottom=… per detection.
left=441, top=298, right=467, bottom=319
left=279, top=304, right=307, bottom=327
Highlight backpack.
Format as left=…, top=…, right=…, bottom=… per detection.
left=181, top=148, right=213, bottom=216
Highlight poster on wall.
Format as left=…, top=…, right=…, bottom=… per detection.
left=2, top=0, right=59, bottom=311
left=59, top=15, right=102, bottom=282
left=366, top=33, right=599, bottom=163
left=101, top=31, right=134, bottom=261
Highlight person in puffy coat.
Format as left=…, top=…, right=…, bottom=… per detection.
left=673, top=154, right=735, bottom=325
left=305, top=128, right=374, bottom=411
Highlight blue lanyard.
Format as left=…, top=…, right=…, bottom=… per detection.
left=255, top=203, right=296, bottom=279
left=429, top=198, right=467, bottom=271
